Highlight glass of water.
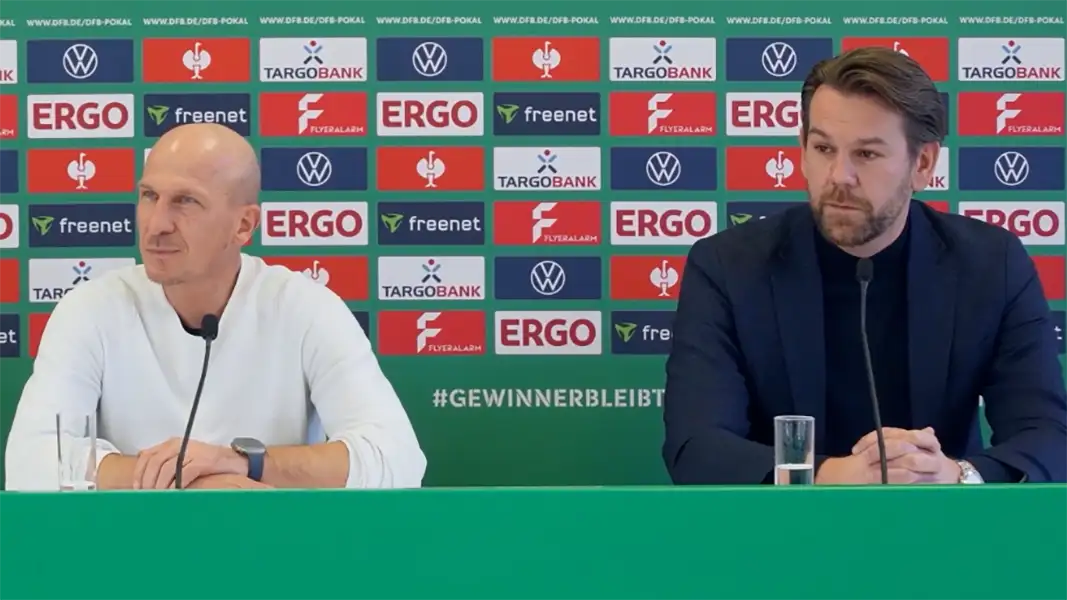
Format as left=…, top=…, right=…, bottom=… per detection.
left=774, top=415, right=815, bottom=485
left=56, top=412, right=97, bottom=491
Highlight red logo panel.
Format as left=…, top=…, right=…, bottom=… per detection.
left=259, top=92, right=367, bottom=137
left=493, top=201, right=601, bottom=246
left=726, top=147, right=806, bottom=191
left=957, top=92, right=1065, bottom=136
left=376, top=147, right=484, bottom=191
left=1033, top=256, right=1066, bottom=301
left=377, top=311, right=486, bottom=356
left=0, top=95, right=17, bottom=139
left=0, top=258, right=19, bottom=303
left=260, top=256, right=369, bottom=301
left=27, top=148, right=135, bottom=193
left=840, top=37, right=949, bottom=81
left=141, top=38, right=250, bottom=83
left=610, top=256, right=686, bottom=300
left=609, top=92, right=716, bottom=136
left=29, top=312, right=49, bottom=358
left=492, top=38, right=600, bottom=82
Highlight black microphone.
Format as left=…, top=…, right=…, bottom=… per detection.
left=855, top=259, right=889, bottom=485
left=175, top=314, right=219, bottom=490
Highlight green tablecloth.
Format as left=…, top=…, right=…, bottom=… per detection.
left=1, top=485, right=1064, bottom=599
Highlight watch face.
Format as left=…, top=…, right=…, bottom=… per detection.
left=232, top=437, right=265, bottom=454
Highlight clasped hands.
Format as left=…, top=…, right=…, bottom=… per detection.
left=815, top=427, right=962, bottom=485
left=131, top=438, right=272, bottom=490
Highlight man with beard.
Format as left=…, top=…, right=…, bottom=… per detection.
left=662, top=47, right=1066, bottom=485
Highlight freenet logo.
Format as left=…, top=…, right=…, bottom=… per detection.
left=0, top=150, right=18, bottom=193
left=609, top=38, right=716, bottom=81
left=725, top=38, right=834, bottom=82
left=958, top=147, right=1065, bottom=191
left=376, top=92, right=484, bottom=137
left=143, top=93, right=251, bottom=137
left=377, top=202, right=485, bottom=246
left=610, top=310, right=674, bottom=355
left=610, top=147, right=717, bottom=190
left=726, top=201, right=804, bottom=227
left=0, top=40, right=18, bottom=84
left=260, top=202, right=369, bottom=247
left=28, top=257, right=135, bottom=303
left=493, top=92, right=600, bottom=136
left=0, top=204, right=19, bottom=249
left=28, top=94, right=135, bottom=139
left=377, top=256, right=486, bottom=300
left=493, top=256, right=602, bottom=300
left=260, top=38, right=367, bottom=82
left=27, top=204, right=135, bottom=248
left=494, top=147, right=601, bottom=191
left=377, top=310, right=486, bottom=356
left=376, top=37, right=484, bottom=81
left=260, top=147, right=368, bottom=191
left=493, top=201, right=602, bottom=246
left=26, top=39, right=135, bottom=83
left=0, top=313, right=19, bottom=358
left=958, top=201, right=1065, bottom=246
left=958, top=38, right=1065, bottom=81
left=495, top=310, right=602, bottom=356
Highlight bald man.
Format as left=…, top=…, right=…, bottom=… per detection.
left=5, top=124, right=426, bottom=491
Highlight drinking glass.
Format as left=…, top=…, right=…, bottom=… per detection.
left=56, top=412, right=97, bottom=491
left=774, top=415, right=815, bottom=485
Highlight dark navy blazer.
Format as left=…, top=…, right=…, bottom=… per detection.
left=663, top=200, right=1067, bottom=484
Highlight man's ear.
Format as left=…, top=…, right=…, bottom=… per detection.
left=234, top=205, right=260, bottom=246
left=911, top=142, right=941, bottom=192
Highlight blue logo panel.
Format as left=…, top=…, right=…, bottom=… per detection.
left=610, top=147, right=717, bottom=190
left=377, top=201, right=485, bottom=246
left=940, top=92, right=951, bottom=126
left=494, top=256, right=602, bottom=300
left=610, top=311, right=674, bottom=355
left=143, top=93, right=251, bottom=137
left=376, top=37, right=484, bottom=81
left=0, top=150, right=18, bottom=194
left=958, top=147, right=1066, bottom=191
left=353, top=311, right=371, bottom=337
left=725, top=38, right=834, bottom=82
left=493, top=92, right=601, bottom=136
left=0, top=313, right=20, bottom=358
left=261, top=147, right=368, bottom=191
left=1052, top=310, right=1065, bottom=356
left=27, top=203, right=135, bottom=247
left=726, top=201, right=804, bottom=226
left=26, top=39, right=135, bottom=83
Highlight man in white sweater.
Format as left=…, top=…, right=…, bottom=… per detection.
left=5, top=123, right=426, bottom=491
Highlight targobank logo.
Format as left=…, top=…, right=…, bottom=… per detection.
left=143, top=93, right=251, bottom=137
left=259, top=38, right=368, bottom=82
left=958, top=38, right=1065, bottom=81
left=608, top=38, right=716, bottom=81
left=378, top=256, right=485, bottom=300
left=493, top=92, right=600, bottom=136
left=27, top=204, right=135, bottom=247
left=493, top=147, right=601, bottom=191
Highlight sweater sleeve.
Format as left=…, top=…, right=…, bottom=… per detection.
left=4, top=284, right=120, bottom=491
left=298, top=283, right=427, bottom=489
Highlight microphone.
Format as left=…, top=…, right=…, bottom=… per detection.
left=174, top=314, right=219, bottom=490
left=855, top=259, right=889, bottom=485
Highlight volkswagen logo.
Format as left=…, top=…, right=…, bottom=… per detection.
left=412, top=42, right=448, bottom=78
left=761, top=42, right=797, bottom=78
left=62, top=43, right=99, bottom=80
left=530, top=260, right=566, bottom=296
left=645, top=151, right=681, bottom=187
left=296, top=152, right=333, bottom=187
left=994, top=151, right=1029, bottom=187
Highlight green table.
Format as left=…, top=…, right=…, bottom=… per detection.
left=1, top=486, right=1064, bottom=599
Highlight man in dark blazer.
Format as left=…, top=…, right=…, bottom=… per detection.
left=663, top=47, right=1067, bottom=485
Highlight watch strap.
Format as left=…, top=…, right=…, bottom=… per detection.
left=246, top=450, right=264, bottom=482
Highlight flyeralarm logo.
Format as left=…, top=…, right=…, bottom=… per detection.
left=376, top=92, right=484, bottom=137
left=610, top=256, right=685, bottom=300
left=959, top=201, right=1064, bottom=246
left=493, top=147, right=601, bottom=191
left=0, top=40, right=18, bottom=84
left=376, top=147, right=484, bottom=191
left=260, top=38, right=368, bottom=82
left=0, top=95, right=16, bottom=138
left=611, top=201, right=717, bottom=246
left=493, top=201, right=601, bottom=246
left=28, top=94, right=135, bottom=139
left=492, top=38, right=600, bottom=82
left=142, top=38, right=250, bottom=83
left=840, top=38, right=949, bottom=81
left=260, top=256, right=369, bottom=300
left=377, top=310, right=486, bottom=356
left=260, top=201, right=369, bottom=246
left=726, top=147, right=805, bottom=191
left=27, top=148, right=135, bottom=193
left=958, top=38, right=1065, bottom=81
left=495, top=310, right=602, bottom=355
left=725, top=92, right=800, bottom=137
left=957, top=92, right=1065, bottom=136
left=609, top=38, right=716, bottom=81
left=608, top=92, right=716, bottom=136
left=259, top=92, right=368, bottom=137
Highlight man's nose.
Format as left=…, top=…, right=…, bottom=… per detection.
left=829, top=155, right=859, bottom=187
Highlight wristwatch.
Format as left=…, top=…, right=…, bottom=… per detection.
left=231, top=437, right=266, bottom=482
left=957, top=460, right=984, bottom=484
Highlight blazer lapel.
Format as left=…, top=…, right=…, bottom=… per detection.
left=906, top=204, right=956, bottom=428
left=770, top=212, right=827, bottom=449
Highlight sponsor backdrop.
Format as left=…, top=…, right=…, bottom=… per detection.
left=0, top=1, right=1064, bottom=487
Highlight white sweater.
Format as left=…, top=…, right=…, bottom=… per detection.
left=4, top=253, right=426, bottom=491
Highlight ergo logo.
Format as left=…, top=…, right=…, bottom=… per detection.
left=725, top=92, right=800, bottom=136
left=28, top=94, right=135, bottom=139
left=959, top=202, right=1064, bottom=245
left=261, top=202, right=369, bottom=246
left=495, top=310, right=602, bottom=355
left=0, top=204, right=18, bottom=249
left=376, top=92, right=484, bottom=136
left=611, top=202, right=718, bottom=246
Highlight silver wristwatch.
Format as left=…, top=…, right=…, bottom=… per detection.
left=957, top=460, right=984, bottom=484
